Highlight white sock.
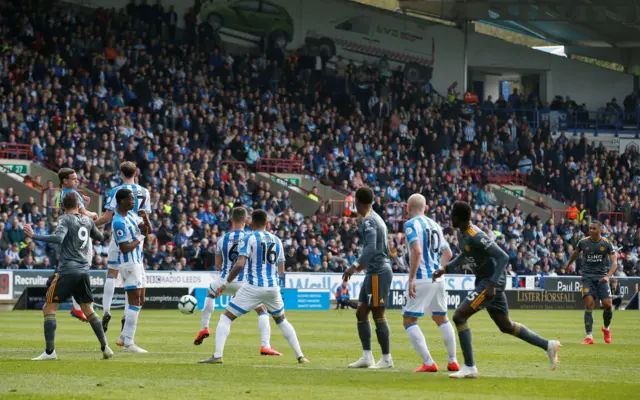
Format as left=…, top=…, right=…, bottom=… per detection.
left=406, top=324, right=434, bottom=366
left=258, top=312, right=271, bottom=348
left=71, top=297, right=81, bottom=311
left=363, top=350, right=373, bottom=359
left=603, top=325, right=610, bottom=331
left=201, top=296, right=215, bottom=330
left=439, top=320, right=458, bottom=363
left=122, top=305, right=141, bottom=346
left=103, top=277, right=116, bottom=314
left=214, top=314, right=232, bottom=359
left=277, top=319, right=303, bottom=358
left=381, top=353, right=393, bottom=362
left=586, top=334, right=593, bottom=339
left=125, top=293, right=129, bottom=309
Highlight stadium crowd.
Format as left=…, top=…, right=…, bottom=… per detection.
left=1, top=0, right=640, bottom=279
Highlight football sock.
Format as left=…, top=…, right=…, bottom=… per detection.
left=277, top=318, right=303, bottom=358
left=258, top=312, right=271, bottom=348
left=44, top=314, right=56, bottom=354
left=438, top=320, right=458, bottom=363
left=405, top=324, right=434, bottom=366
left=71, top=297, right=81, bottom=311
left=374, top=318, right=390, bottom=356
left=201, top=296, right=215, bottom=330
left=603, top=309, right=612, bottom=329
left=511, top=323, right=549, bottom=350
left=103, top=277, right=116, bottom=314
left=87, top=312, right=107, bottom=351
left=214, top=314, right=232, bottom=358
left=122, top=305, right=141, bottom=346
left=456, top=322, right=475, bottom=367
left=584, top=311, right=593, bottom=335
left=357, top=320, right=372, bottom=352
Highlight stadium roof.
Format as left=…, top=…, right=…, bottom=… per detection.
left=397, top=0, right=640, bottom=69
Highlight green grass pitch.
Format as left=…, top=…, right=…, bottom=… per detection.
left=1, top=309, right=639, bottom=399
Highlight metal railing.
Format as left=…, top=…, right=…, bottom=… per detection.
left=257, top=158, right=303, bottom=174
left=0, top=143, right=32, bottom=159
left=597, top=211, right=625, bottom=224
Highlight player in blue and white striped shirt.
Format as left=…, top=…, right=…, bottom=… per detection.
left=199, top=209, right=308, bottom=365
left=56, top=168, right=98, bottom=322
left=94, top=162, right=151, bottom=333
left=110, top=189, right=151, bottom=353
left=403, top=194, right=459, bottom=373
left=194, top=207, right=281, bottom=357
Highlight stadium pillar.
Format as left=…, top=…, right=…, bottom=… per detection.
left=463, top=21, right=469, bottom=92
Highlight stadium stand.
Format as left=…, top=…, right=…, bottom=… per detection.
left=0, top=0, right=639, bottom=283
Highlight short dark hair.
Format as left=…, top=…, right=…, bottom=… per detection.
left=452, top=201, right=472, bottom=223
left=590, top=220, right=603, bottom=228
left=116, top=188, right=133, bottom=204
left=62, top=192, right=79, bottom=210
left=251, top=209, right=268, bottom=228
left=232, top=207, right=247, bottom=223
left=355, top=186, right=374, bottom=205
left=120, top=162, right=137, bottom=178
left=58, top=168, right=75, bottom=186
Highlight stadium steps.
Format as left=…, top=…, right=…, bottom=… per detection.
left=490, top=184, right=557, bottom=222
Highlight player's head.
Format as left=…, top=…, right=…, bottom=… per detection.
left=251, top=209, right=268, bottom=231
left=120, top=161, right=137, bottom=180
left=354, top=186, right=374, bottom=217
left=589, top=220, right=603, bottom=239
left=58, top=168, right=78, bottom=189
left=116, top=188, right=135, bottom=212
left=407, top=193, right=426, bottom=217
left=231, top=207, right=247, bottom=228
left=62, top=192, right=79, bottom=212
left=451, top=201, right=472, bottom=229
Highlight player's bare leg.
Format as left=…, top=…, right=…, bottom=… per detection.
left=601, top=297, right=613, bottom=344
left=32, top=302, right=60, bottom=361
left=582, top=295, right=595, bottom=344
left=79, top=302, right=113, bottom=359
left=403, top=315, right=437, bottom=372
left=369, top=307, right=392, bottom=368
left=272, top=313, right=307, bottom=363
left=489, top=309, right=560, bottom=371
left=256, top=305, right=282, bottom=356
left=348, top=302, right=375, bottom=368
left=195, top=293, right=216, bottom=345
left=101, top=268, right=119, bottom=332
left=431, top=314, right=459, bottom=371
left=450, top=302, right=480, bottom=378
left=119, top=288, right=147, bottom=353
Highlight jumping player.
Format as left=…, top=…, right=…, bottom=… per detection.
left=403, top=194, right=459, bottom=372
left=56, top=168, right=98, bottom=322
left=199, top=209, right=308, bottom=364
left=194, top=207, right=282, bottom=357
left=94, top=162, right=151, bottom=333
left=25, top=193, right=112, bottom=360
left=343, top=186, right=393, bottom=369
left=432, top=201, right=561, bottom=378
left=563, top=220, right=617, bottom=344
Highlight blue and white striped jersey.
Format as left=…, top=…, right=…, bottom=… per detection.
left=105, top=183, right=151, bottom=214
left=404, top=215, right=449, bottom=280
left=108, top=211, right=144, bottom=267
left=58, top=188, right=85, bottom=212
left=216, top=230, right=248, bottom=282
left=239, top=230, right=285, bottom=287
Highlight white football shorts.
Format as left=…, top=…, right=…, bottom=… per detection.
left=208, top=275, right=245, bottom=297
left=403, top=279, right=448, bottom=317
left=227, top=284, right=284, bottom=318
left=120, top=264, right=146, bottom=290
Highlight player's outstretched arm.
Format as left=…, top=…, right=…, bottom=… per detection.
left=28, top=219, right=69, bottom=245
left=93, top=210, right=114, bottom=227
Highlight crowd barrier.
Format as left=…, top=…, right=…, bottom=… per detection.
left=3, top=271, right=638, bottom=308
